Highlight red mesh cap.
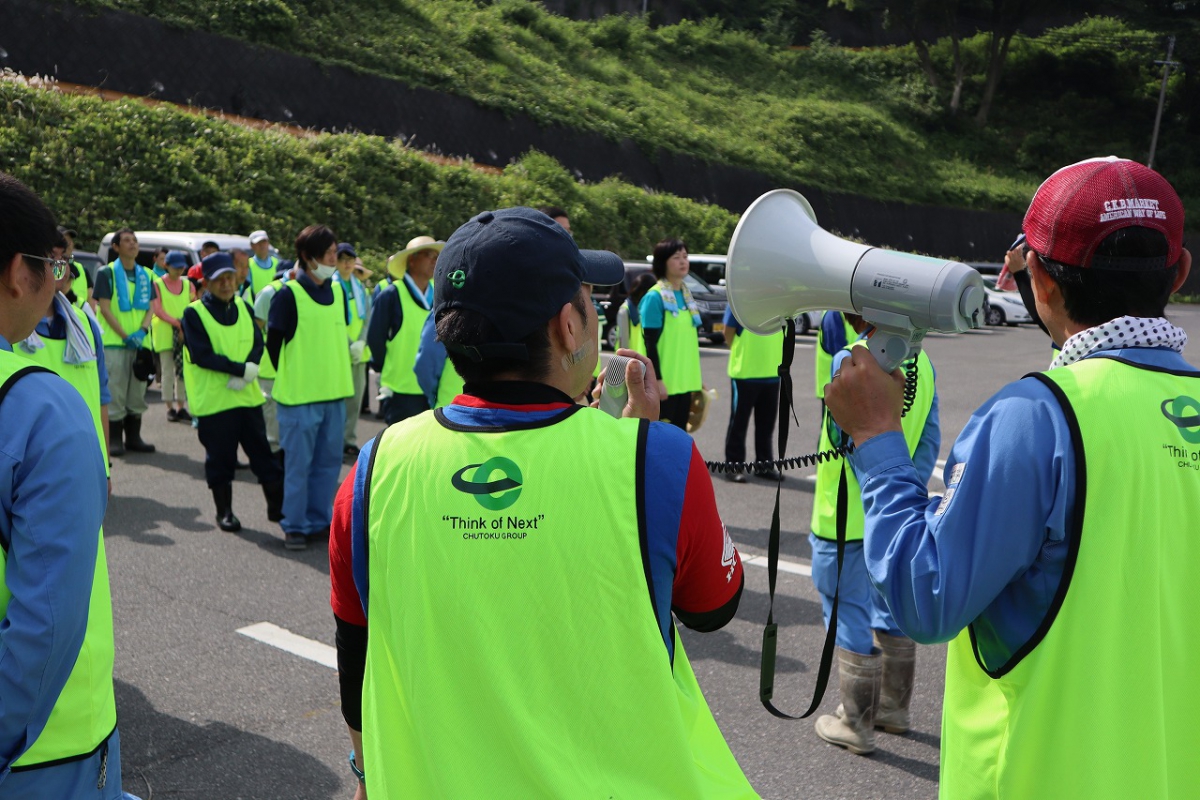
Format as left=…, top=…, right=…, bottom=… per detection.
left=1023, top=156, right=1184, bottom=270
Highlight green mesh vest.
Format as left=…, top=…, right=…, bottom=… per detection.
left=150, top=275, right=190, bottom=352
left=728, top=327, right=783, bottom=380
left=0, top=352, right=117, bottom=769
left=17, top=305, right=108, bottom=476
left=811, top=344, right=935, bottom=542
left=273, top=280, right=353, bottom=405
left=182, top=299, right=266, bottom=417
left=652, top=285, right=702, bottom=394
left=941, top=356, right=1200, bottom=799
left=363, top=407, right=757, bottom=798
left=379, top=279, right=430, bottom=395
left=97, top=263, right=149, bottom=348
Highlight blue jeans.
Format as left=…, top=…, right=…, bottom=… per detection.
left=809, top=534, right=905, bottom=655
left=277, top=400, right=345, bottom=535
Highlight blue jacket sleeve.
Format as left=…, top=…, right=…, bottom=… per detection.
left=0, top=370, right=107, bottom=776
left=850, top=377, right=1075, bottom=645
left=413, top=314, right=446, bottom=408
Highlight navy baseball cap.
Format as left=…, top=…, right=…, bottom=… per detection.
left=434, top=207, right=623, bottom=361
left=201, top=252, right=235, bottom=281
left=336, top=242, right=358, bottom=259
left=165, top=250, right=189, bottom=269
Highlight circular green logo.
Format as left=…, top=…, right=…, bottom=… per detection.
left=451, top=457, right=524, bottom=510
left=448, top=269, right=467, bottom=289
left=1162, top=395, right=1200, bottom=444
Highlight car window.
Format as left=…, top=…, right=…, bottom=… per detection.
left=684, top=273, right=711, bottom=293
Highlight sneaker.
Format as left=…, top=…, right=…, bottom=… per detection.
left=284, top=532, right=308, bottom=551
left=343, top=444, right=360, bottom=465
left=166, top=408, right=178, bottom=422
left=176, top=408, right=192, bottom=422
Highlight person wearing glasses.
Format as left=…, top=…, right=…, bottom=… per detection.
left=94, top=227, right=155, bottom=456
left=15, top=230, right=113, bottom=483
left=0, top=172, right=140, bottom=798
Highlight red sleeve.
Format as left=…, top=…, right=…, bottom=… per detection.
left=671, top=444, right=743, bottom=615
left=329, top=463, right=366, bottom=625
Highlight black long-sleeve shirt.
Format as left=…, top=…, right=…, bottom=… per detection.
left=181, top=293, right=263, bottom=377
left=366, top=276, right=431, bottom=374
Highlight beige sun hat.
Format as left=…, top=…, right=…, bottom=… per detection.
left=387, top=235, right=445, bottom=279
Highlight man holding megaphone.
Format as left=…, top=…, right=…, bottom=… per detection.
left=824, top=157, right=1197, bottom=799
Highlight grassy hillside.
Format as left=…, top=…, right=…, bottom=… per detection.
left=74, top=0, right=1197, bottom=216
left=0, top=74, right=737, bottom=265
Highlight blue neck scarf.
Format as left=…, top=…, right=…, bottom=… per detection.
left=336, top=274, right=368, bottom=320
left=112, top=261, right=152, bottom=312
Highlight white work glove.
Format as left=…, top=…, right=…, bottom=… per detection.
left=243, top=362, right=260, bottom=382
left=378, top=386, right=394, bottom=401
left=227, top=376, right=247, bottom=391
left=349, top=340, right=366, bottom=364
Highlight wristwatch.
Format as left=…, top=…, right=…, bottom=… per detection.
left=348, top=750, right=365, bottom=783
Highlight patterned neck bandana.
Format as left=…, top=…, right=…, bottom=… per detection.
left=1050, top=315, right=1187, bottom=369
left=654, top=280, right=701, bottom=327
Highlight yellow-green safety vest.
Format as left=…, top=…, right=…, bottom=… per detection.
left=182, top=298, right=266, bottom=417
left=728, top=325, right=784, bottom=380
left=815, top=314, right=858, bottom=399
left=70, top=261, right=88, bottom=309
left=150, top=275, right=191, bottom=352
left=272, top=280, right=353, bottom=405
left=337, top=274, right=372, bottom=364
left=433, top=361, right=464, bottom=409
left=650, top=285, right=702, bottom=394
left=379, top=278, right=429, bottom=395
left=940, top=356, right=1200, bottom=799
left=811, top=342, right=935, bottom=542
left=362, top=406, right=757, bottom=798
left=249, top=255, right=280, bottom=296
left=0, top=352, right=117, bottom=770
left=17, top=305, right=109, bottom=477
left=97, top=263, right=151, bottom=348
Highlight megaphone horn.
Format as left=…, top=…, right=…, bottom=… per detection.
left=726, top=189, right=986, bottom=371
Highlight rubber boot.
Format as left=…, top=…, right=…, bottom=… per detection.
left=262, top=481, right=285, bottom=523
left=814, top=647, right=881, bottom=755
left=212, top=485, right=241, bottom=532
left=108, top=418, right=126, bottom=457
left=124, top=415, right=156, bottom=453
left=874, top=632, right=916, bottom=734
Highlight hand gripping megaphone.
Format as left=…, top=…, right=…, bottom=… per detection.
left=726, top=189, right=986, bottom=371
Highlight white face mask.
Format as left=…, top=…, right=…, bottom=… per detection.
left=313, top=263, right=336, bottom=281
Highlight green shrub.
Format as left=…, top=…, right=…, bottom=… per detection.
left=0, top=77, right=737, bottom=261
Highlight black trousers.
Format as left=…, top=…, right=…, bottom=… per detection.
left=724, top=379, right=779, bottom=465
left=197, top=405, right=283, bottom=488
left=660, top=392, right=693, bottom=430
left=382, top=392, right=430, bottom=426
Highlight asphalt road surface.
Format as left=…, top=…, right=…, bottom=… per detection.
left=106, top=305, right=1200, bottom=799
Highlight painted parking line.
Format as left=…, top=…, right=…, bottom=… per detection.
left=237, top=622, right=337, bottom=670
left=741, top=554, right=812, bottom=577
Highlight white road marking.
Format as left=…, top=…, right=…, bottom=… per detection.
left=237, top=622, right=337, bottom=670
left=741, top=554, right=812, bottom=576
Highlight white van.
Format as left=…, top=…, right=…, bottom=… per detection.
left=95, top=231, right=279, bottom=270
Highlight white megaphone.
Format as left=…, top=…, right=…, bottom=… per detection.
left=726, top=189, right=986, bottom=372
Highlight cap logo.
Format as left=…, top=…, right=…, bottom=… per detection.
left=448, top=269, right=467, bottom=289
left=1100, top=198, right=1167, bottom=223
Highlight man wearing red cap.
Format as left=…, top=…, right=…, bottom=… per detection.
left=825, top=157, right=1196, bottom=799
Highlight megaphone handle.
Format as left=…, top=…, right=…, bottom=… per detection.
left=866, top=327, right=924, bottom=373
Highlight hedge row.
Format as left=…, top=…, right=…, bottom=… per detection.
left=0, top=76, right=737, bottom=271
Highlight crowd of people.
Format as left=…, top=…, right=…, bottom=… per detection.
left=2, top=154, right=1197, bottom=799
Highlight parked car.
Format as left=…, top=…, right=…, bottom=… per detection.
left=95, top=231, right=279, bottom=270
left=597, top=262, right=728, bottom=349
left=982, top=276, right=1031, bottom=326
left=71, top=250, right=103, bottom=283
